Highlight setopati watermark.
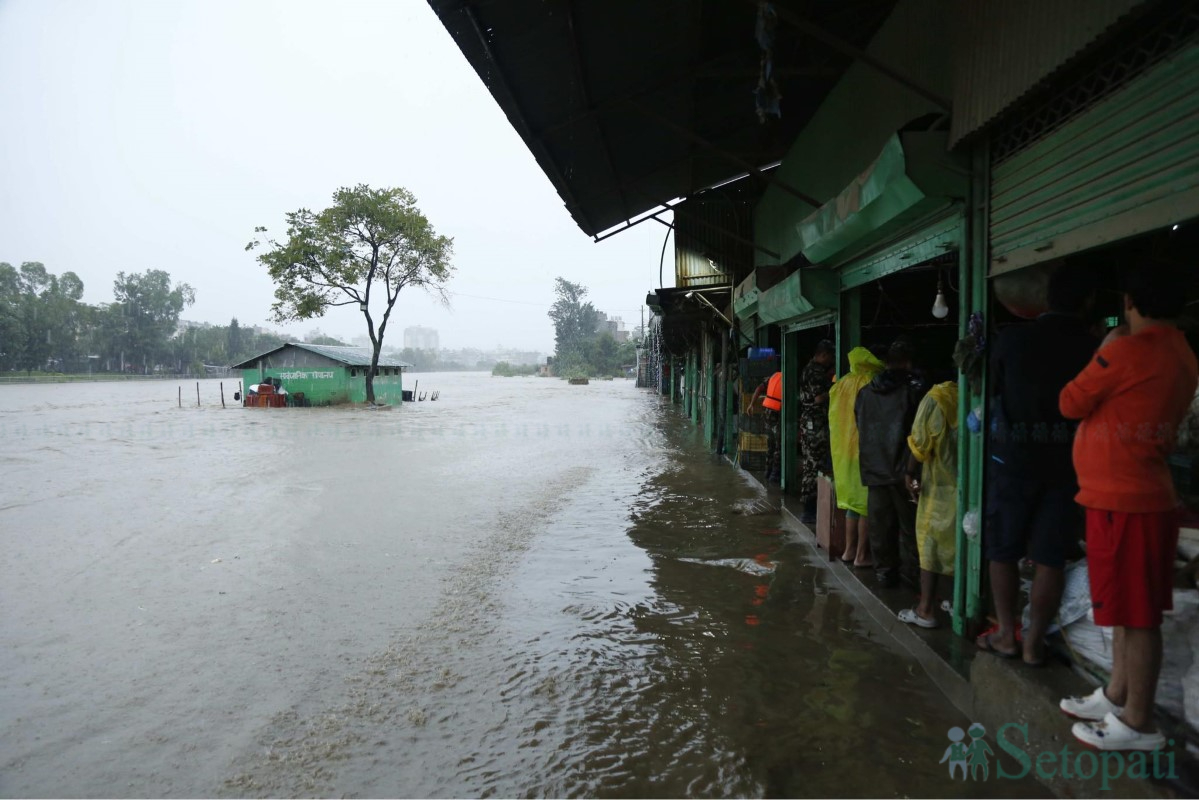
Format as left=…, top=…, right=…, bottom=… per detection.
left=939, top=723, right=1177, bottom=791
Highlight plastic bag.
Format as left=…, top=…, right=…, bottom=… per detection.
left=1022, top=560, right=1091, bottom=635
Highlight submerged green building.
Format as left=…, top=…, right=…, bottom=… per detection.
left=232, top=342, right=411, bottom=405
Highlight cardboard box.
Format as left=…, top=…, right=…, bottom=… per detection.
left=815, top=475, right=846, bottom=559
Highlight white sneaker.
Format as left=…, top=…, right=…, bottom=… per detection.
left=1060, top=686, right=1123, bottom=721
left=1072, top=712, right=1167, bottom=751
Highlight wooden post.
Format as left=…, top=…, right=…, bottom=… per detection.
left=178, top=386, right=181, bottom=408
left=220, top=382, right=225, bottom=409
left=196, top=382, right=200, bottom=407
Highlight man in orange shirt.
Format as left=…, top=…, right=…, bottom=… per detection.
left=1058, top=266, right=1198, bottom=752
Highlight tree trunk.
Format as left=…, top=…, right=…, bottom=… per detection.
left=366, top=344, right=381, bottom=404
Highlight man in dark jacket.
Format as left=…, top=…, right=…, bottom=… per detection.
left=855, top=339, right=927, bottom=587
left=981, top=263, right=1098, bottom=665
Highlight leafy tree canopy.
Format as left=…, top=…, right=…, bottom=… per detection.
left=248, top=184, right=453, bottom=403
left=548, top=277, right=599, bottom=375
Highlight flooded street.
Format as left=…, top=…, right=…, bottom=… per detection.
left=1, top=374, right=1043, bottom=798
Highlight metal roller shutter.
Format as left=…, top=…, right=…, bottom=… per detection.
left=990, top=43, right=1199, bottom=276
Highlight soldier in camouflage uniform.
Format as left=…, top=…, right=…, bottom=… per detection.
left=799, top=340, right=835, bottom=522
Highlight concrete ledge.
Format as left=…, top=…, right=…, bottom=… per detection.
left=970, top=656, right=1169, bottom=798
left=779, top=500, right=975, bottom=718
left=777, top=498, right=1178, bottom=799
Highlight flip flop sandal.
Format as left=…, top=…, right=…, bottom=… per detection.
left=976, top=632, right=1019, bottom=659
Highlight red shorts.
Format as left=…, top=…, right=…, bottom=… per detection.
left=1086, top=508, right=1179, bottom=628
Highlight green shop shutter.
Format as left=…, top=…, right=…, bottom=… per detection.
left=781, top=310, right=836, bottom=334
left=838, top=210, right=963, bottom=291
left=990, top=44, right=1199, bottom=276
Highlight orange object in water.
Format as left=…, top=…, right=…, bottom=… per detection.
left=245, top=383, right=287, bottom=408
left=754, top=585, right=769, bottom=598
left=744, top=614, right=760, bottom=626
left=762, top=372, right=782, bottom=412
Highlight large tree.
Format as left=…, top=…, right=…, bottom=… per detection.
left=226, top=317, right=244, bottom=362
left=111, top=270, right=196, bottom=373
left=548, top=277, right=599, bottom=375
left=0, top=262, right=90, bottom=373
left=247, top=184, right=454, bottom=404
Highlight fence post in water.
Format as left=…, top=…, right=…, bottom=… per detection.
left=196, top=381, right=200, bottom=407
left=220, top=382, right=225, bottom=409
left=178, top=386, right=181, bottom=408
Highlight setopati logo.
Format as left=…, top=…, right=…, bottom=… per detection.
left=940, top=722, right=1177, bottom=791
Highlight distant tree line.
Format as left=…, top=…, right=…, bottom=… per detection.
left=491, top=361, right=539, bottom=377
left=0, top=262, right=285, bottom=375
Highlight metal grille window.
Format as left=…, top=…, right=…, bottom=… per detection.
left=993, top=1, right=1199, bottom=164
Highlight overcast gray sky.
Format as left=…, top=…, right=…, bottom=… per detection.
left=0, top=0, right=668, bottom=352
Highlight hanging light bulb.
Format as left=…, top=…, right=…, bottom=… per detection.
left=931, top=273, right=950, bottom=319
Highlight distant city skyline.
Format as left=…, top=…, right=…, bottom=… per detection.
left=402, top=325, right=440, bottom=351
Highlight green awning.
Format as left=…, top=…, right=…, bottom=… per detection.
left=756, top=269, right=838, bottom=326
left=733, top=273, right=760, bottom=320
left=797, top=131, right=968, bottom=267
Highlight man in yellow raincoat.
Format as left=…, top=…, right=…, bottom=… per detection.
left=828, top=347, right=885, bottom=567
left=898, top=381, right=959, bottom=628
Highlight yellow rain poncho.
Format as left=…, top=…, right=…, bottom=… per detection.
left=908, top=382, right=959, bottom=576
left=828, top=347, right=884, bottom=515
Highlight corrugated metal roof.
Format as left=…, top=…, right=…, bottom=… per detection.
left=230, top=343, right=413, bottom=370
left=949, top=0, right=1149, bottom=148
left=428, top=0, right=897, bottom=238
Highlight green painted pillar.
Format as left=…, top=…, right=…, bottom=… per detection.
left=686, top=350, right=693, bottom=420
left=781, top=331, right=800, bottom=492
left=837, top=288, right=861, bottom=376
left=726, top=378, right=738, bottom=455
left=684, top=352, right=692, bottom=415
left=690, top=349, right=699, bottom=425
left=685, top=352, right=691, bottom=415
left=953, top=146, right=990, bottom=638
left=700, top=331, right=709, bottom=448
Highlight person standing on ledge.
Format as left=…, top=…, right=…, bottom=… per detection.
left=828, top=346, right=884, bottom=567
left=979, top=264, right=1098, bottom=665
left=798, top=340, right=836, bottom=524
left=750, top=369, right=783, bottom=483
left=855, top=338, right=926, bottom=588
left=1059, top=265, right=1198, bottom=752
left=898, top=378, right=958, bottom=629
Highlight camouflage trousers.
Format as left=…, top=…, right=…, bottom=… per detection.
left=799, top=413, right=830, bottom=499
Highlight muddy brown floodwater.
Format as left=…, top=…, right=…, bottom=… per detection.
left=0, top=374, right=1046, bottom=798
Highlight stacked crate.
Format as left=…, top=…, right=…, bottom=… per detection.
left=737, top=356, right=778, bottom=472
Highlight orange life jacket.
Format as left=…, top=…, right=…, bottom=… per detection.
left=762, top=372, right=782, bottom=412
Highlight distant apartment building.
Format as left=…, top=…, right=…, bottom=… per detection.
left=403, top=326, right=439, bottom=351
left=174, top=319, right=212, bottom=336
left=594, top=313, right=629, bottom=343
